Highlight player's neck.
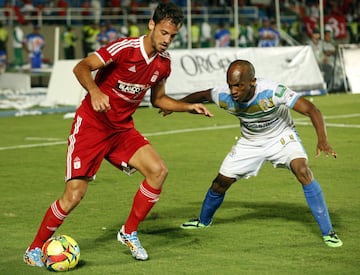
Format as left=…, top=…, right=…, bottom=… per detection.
left=142, top=35, right=157, bottom=59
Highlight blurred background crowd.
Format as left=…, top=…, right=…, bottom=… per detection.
left=0, top=0, right=359, bottom=92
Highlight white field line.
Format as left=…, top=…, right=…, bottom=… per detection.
left=25, top=137, right=64, bottom=141
left=1, top=114, right=359, bottom=151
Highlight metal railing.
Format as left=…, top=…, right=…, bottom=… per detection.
left=0, top=6, right=266, bottom=26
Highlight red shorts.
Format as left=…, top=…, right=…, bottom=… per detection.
left=65, top=113, right=150, bottom=181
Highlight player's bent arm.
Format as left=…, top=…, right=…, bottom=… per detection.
left=73, top=54, right=111, bottom=112
left=293, top=97, right=336, bottom=157
left=73, top=54, right=104, bottom=94
left=292, top=97, right=328, bottom=143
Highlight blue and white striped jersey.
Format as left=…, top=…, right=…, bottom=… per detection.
left=211, top=78, right=300, bottom=140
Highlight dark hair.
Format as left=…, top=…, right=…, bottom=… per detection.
left=152, top=2, right=184, bottom=27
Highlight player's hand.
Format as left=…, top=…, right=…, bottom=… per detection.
left=189, top=103, right=214, bottom=117
left=90, top=90, right=111, bottom=112
left=316, top=141, right=337, bottom=158
left=158, top=108, right=173, bottom=117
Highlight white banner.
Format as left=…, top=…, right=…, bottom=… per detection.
left=341, top=46, right=360, bottom=94
left=41, top=59, right=84, bottom=107
left=166, top=46, right=325, bottom=98
left=43, top=46, right=325, bottom=107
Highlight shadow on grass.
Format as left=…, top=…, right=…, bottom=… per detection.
left=87, top=200, right=342, bottom=245
left=173, top=200, right=341, bottom=228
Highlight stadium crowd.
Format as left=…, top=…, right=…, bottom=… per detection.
left=0, top=0, right=359, bottom=91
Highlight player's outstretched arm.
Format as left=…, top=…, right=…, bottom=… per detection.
left=157, top=89, right=213, bottom=116
left=292, top=97, right=337, bottom=158
left=151, top=82, right=213, bottom=117
left=180, top=89, right=213, bottom=103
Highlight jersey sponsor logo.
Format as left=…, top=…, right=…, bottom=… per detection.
left=116, top=80, right=148, bottom=95
left=242, top=117, right=278, bottom=130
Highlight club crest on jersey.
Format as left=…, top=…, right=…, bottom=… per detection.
left=73, top=156, right=81, bottom=169
left=151, top=70, right=159, bottom=83
left=259, top=98, right=273, bottom=111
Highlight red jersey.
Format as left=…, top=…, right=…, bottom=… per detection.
left=79, top=36, right=171, bottom=130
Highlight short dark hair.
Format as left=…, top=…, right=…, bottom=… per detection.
left=228, top=60, right=256, bottom=79
left=152, top=2, right=184, bottom=27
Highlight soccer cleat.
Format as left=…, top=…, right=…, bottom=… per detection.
left=117, top=225, right=148, bottom=261
left=180, top=218, right=211, bottom=229
left=323, top=231, right=343, bottom=247
left=23, top=247, right=44, bottom=267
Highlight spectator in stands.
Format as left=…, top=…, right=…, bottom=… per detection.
left=96, top=22, right=110, bottom=49
left=21, top=0, right=36, bottom=24
left=81, top=0, right=92, bottom=24
left=0, top=49, right=6, bottom=74
left=82, top=22, right=99, bottom=57
left=323, top=30, right=336, bottom=65
left=238, top=20, right=255, bottom=47
left=104, top=0, right=122, bottom=24
left=322, top=29, right=336, bottom=89
left=128, top=16, right=140, bottom=37
left=200, top=20, right=212, bottom=48
left=170, top=23, right=187, bottom=49
left=229, top=22, right=236, bottom=47
left=13, top=21, right=25, bottom=69
left=308, top=28, right=333, bottom=89
left=105, top=21, right=120, bottom=42
left=258, top=17, right=280, bottom=47
left=214, top=21, right=231, bottom=47
left=24, top=25, right=45, bottom=69
left=91, top=0, right=102, bottom=24
left=2, top=1, right=12, bottom=24
left=308, top=28, right=323, bottom=65
left=0, top=22, right=8, bottom=54
left=62, top=25, right=77, bottom=59
left=191, top=21, right=200, bottom=48
left=56, top=0, right=68, bottom=25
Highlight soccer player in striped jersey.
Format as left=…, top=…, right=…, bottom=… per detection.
left=23, top=2, right=213, bottom=266
left=178, top=59, right=342, bottom=248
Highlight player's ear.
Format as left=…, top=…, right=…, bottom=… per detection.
left=148, top=20, right=155, bottom=31
left=251, top=77, right=257, bottom=87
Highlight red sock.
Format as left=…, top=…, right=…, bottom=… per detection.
left=124, top=180, right=161, bottom=234
left=29, top=200, right=68, bottom=250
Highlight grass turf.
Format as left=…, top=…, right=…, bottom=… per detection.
left=0, top=93, right=359, bottom=274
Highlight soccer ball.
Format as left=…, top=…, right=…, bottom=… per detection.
left=42, top=235, right=80, bottom=272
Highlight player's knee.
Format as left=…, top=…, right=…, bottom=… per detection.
left=294, top=166, right=313, bottom=185
left=60, top=192, right=83, bottom=212
left=147, top=161, right=168, bottom=185
left=61, top=180, right=87, bottom=211
left=211, top=174, right=236, bottom=194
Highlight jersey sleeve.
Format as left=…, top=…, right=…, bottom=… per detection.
left=210, top=84, right=228, bottom=106
left=95, top=45, right=113, bottom=65
left=272, top=84, right=300, bottom=109
left=95, top=38, right=128, bottom=65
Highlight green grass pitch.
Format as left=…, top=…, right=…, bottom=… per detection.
left=0, top=93, right=359, bottom=274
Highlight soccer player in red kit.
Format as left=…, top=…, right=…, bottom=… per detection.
left=23, top=2, right=213, bottom=266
